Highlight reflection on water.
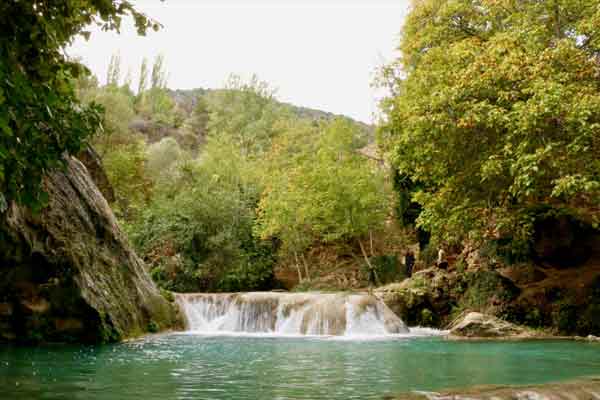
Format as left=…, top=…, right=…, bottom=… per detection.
left=1, top=335, right=600, bottom=400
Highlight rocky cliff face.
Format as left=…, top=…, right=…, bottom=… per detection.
left=77, top=146, right=115, bottom=204
left=0, top=157, right=181, bottom=344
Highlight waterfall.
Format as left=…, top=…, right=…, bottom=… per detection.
left=176, top=292, right=409, bottom=336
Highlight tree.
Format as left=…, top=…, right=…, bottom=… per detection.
left=146, top=137, right=185, bottom=183
left=257, top=118, right=391, bottom=280
left=0, top=0, right=158, bottom=210
left=106, top=52, right=122, bottom=87
left=255, top=119, right=320, bottom=281
left=137, top=58, right=149, bottom=101
left=136, top=55, right=178, bottom=126
left=379, top=0, right=600, bottom=247
left=150, top=54, right=167, bottom=90
left=206, top=75, right=290, bottom=157
left=103, top=138, right=152, bottom=222
left=130, top=137, right=276, bottom=292
left=189, top=96, right=210, bottom=138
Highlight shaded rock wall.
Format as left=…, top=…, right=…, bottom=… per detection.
left=0, top=157, right=181, bottom=344
left=533, top=214, right=598, bottom=268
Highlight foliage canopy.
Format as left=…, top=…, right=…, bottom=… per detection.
left=0, top=0, right=158, bottom=210
left=379, top=0, right=600, bottom=245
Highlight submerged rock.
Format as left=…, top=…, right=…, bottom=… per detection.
left=0, top=157, right=181, bottom=344
left=448, top=312, right=528, bottom=338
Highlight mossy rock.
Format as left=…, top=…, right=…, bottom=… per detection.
left=0, top=157, right=182, bottom=344
left=461, top=270, right=520, bottom=309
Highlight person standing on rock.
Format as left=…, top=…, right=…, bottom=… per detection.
left=404, top=251, right=415, bottom=278
left=437, top=248, right=448, bottom=270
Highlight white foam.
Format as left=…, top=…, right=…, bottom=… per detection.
left=176, top=292, right=425, bottom=338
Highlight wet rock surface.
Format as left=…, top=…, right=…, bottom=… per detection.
left=395, top=377, right=600, bottom=399
left=0, top=157, right=181, bottom=344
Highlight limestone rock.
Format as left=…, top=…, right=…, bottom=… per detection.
left=376, top=268, right=455, bottom=327
left=448, top=312, right=526, bottom=338
left=77, top=146, right=115, bottom=203
left=0, top=157, right=181, bottom=344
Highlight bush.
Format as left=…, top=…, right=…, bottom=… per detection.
left=419, top=244, right=438, bottom=267
left=368, top=255, right=404, bottom=285
left=146, top=137, right=184, bottom=182
left=147, top=320, right=159, bottom=333
left=129, top=142, right=278, bottom=293
left=460, top=270, right=520, bottom=311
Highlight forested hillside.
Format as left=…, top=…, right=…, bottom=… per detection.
left=77, top=56, right=392, bottom=293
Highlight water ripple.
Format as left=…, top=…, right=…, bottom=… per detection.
left=1, top=336, right=600, bottom=400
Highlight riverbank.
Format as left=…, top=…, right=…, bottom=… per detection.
left=375, top=250, right=600, bottom=337
left=395, top=376, right=600, bottom=399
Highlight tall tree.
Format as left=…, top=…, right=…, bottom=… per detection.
left=206, top=75, right=288, bottom=157
left=106, top=52, right=122, bottom=87
left=150, top=54, right=167, bottom=89
left=0, top=0, right=158, bottom=210
left=137, top=58, right=149, bottom=96
left=379, top=0, right=600, bottom=246
left=257, top=119, right=391, bottom=278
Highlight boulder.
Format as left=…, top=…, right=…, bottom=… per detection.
left=448, top=312, right=527, bottom=338
left=377, top=268, right=456, bottom=327
left=0, top=157, right=181, bottom=344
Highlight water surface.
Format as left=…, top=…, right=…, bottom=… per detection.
left=1, top=334, right=600, bottom=399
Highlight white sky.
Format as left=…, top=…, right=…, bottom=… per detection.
left=68, top=0, right=409, bottom=123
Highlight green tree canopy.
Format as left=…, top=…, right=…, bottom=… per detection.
left=0, top=0, right=158, bottom=209
left=257, top=118, right=391, bottom=274
left=131, top=136, right=275, bottom=292
left=379, top=0, right=600, bottom=246
left=206, top=75, right=290, bottom=157
left=146, top=137, right=186, bottom=183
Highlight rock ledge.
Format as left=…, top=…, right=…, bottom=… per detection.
left=448, top=312, right=530, bottom=338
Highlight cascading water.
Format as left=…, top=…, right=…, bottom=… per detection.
left=176, top=292, right=409, bottom=336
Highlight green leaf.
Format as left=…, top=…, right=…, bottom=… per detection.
left=0, top=117, right=11, bottom=136
left=0, top=192, right=6, bottom=212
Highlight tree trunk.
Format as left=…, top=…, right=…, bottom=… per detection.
left=301, top=254, right=311, bottom=281
left=554, top=2, right=562, bottom=40
left=293, top=250, right=303, bottom=282
left=359, top=238, right=379, bottom=286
